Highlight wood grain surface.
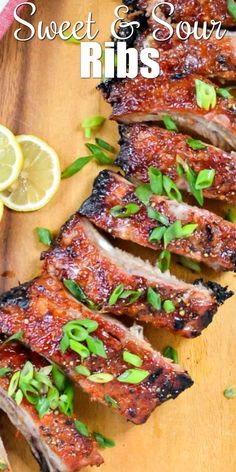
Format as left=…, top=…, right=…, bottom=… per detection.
left=0, top=1, right=235, bottom=471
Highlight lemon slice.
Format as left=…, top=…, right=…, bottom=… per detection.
left=0, top=124, right=23, bottom=191
left=0, top=199, right=4, bottom=221
left=0, top=135, right=61, bottom=212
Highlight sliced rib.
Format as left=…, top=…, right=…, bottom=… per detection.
left=79, top=170, right=236, bottom=272
left=0, top=342, right=103, bottom=472
left=99, top=75, right=236, bottom=150
left=116, top=124, right=236, bottom=203
left=0, top=276, right=193, bottom=425
left=123, top=0, right=236, bottom=28
left=0, top=436, right=11, bottom=472
left=42, top=215, right=231, bottom=337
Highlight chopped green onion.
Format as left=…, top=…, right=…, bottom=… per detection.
left=20, top=361, right=34, bottom=385
left=180, top=223, right=198, bottom=237
left=110, top=203, right=140, bottom=218
left=223, top=385, right=236, bottom=399
left=75, top=319, right=98, bottom=333
left=117, top=368, right=149, bottom=384
left=74, top=419, right=89, bottom=437
left=149, top=226, right=166, bottom=243
left=0, top=368, right=12, bottom=378
left=227, top=0, right=236, bottom=20
left=123, top=350, right=142, bottom=367
left=158, top=250, right=171, bottom=272
left=147, top=206, right=169, bottom=226
left=63, top=279, right=97, bottom=310
left=119, top=290, right=142, bottom=305
left=0, top=463, right=7, bottom=471
left=148, top=167, right=163, bottom=195
left=52, top=366, right=67, bottom=392
left=195, top=79, right=217, bottom=111
left=82, top=116, right=105, bottom=139
left=69, top=339, right=90, bottom=359
left=2, top=330, right=24, bottom=346
left=86, top=336, right=107, bottom=358
left=75, top=365, right=91, bottom=377
left=63, top=322, right=88, bottom=342
left=35, top=397, right=50, bottom=419
left=226, top=208, right=236, bottom=223
left=61, top=156, right=92, bottom=178
left=186, top=138, right=207, bottom=150
left=163, top=346, right=178, bottom=363
left=62, top=31, right=81, bottom=44
left=109, top=284, right=124, bottom=305
left=60, top=333, right=70, bottom=353
left=147, top=287, right=161, bottom=310
left=88, top=373, right=114, bottom=383
left=104, top=394, right=118, bottom=409
left=59, top=383, right=74, bottom=416
left=85, top=143, right=114, bottom=164
left=15, top=389, right=23, bottom=406
left=134, top=183, right=152, bottom=205
left=163, top=300, right=175, bottom=313
left=217, top=87, right=233, bottom=99
left=176, top=163, right=184, bottom=177
left=178, top=256, right=201, bottom=272
left=95, top=138, right=116, bottom=153
left=36, top=227, right=52, bottom=246
left=195, top=169, right=215, bottom=189
left=8, top=371, right=20, bottom=397
left=162, top=115, right=178, bottom=132
left=164, top=221, right=198, bottom=248
left=163, top=175, right=183, bottom=202
left=47, top=386, right=60, bottom=410
left=185, top=165, right=204, bottom=206
left=93, top=432, right=115, bottom=449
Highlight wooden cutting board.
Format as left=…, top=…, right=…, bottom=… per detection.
left=0, top=1, right=235, bottom=471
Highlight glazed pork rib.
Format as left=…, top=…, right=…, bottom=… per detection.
left=116, top=124, right=236, bottom=203
left=123, top=0, right=236, bottom=28
left=42, top=216, right=232, bottom=337
left=99, top=74, right=236, bottom=150
left=0, top=436, right=11, bottom=472
left=0, top=343, right=103, bottom=472
left=0, top=276, right=193, bottom=425
left=79, top=170, right=236, bottom=272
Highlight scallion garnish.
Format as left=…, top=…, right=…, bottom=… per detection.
left=36, top=227, right=53, bottom=246
left=62, top=31, right=81, bottom=44
left=226, top=208, right=236, bottom=223
left=63, top=279, right=97, bottom=310
left=69, top=339, right=90, bottom=359
left=93, top=432, right=115, bottom=449
left=52, top=366, right=67, bottom=392
left=178, top=256, right=201, bottom=272
left=119, top=289, right=142, bottom=305
left=158, top=250, right=171, bottom=272
left=75, top=365, right=91, bottom=377
left=35, top=397, right=51, bottom=419
left=109, top=284, right=124, bottom=305
left=148, top=167, right=163, bottom=195
left=223, top=385, right=236, bottom=399
left=227, top=0, right=236, bottom=20
left=147, top=287, right=161, bottom=310
left=134, top=183, right=152, bottom=205
left=95, top=137, right=116, bottom=154
left=195, top=79, right=217, bottom=111
left=195, top=169, right=215, bottom=190
left=74, top=419, right=89, bottom=437
left=110, top=203, right=140, bottom=218
left=123, top=350, right=142, bottom=367
left=163, top=346, right=178, bottom=363
left=86, top=336, right=107, bottom=358
left=163, top=300, right=175, bottom=313
left=186, top=138, right=207, bottom=150
left=88, top=373, right=114, bottom=383
left=217, top=87, right=233, bottom=99
left=61, top=156, right=92, bottom=178
left=163, top=221, right=198, bottom=248
left=147, top=206, right=169, bottom=226
left=85, top=143, right=114, bottom=164
left=8, top=371, right=20, bottom=397
left=2, top=330, right=24, bottom=346
left=149, top=226, right=166, bottom=243
left=63, top=321, right=88, bottom=342
left=0, top=462, right=7, bottom=471
left=104, top=394, right=119, bottom=409
left=82, top=116, right=105, bottom=139
left=117, top=368, right=149, bottom=384
left=162, top=115, right=178, bottom=132
left=0, top=368, right=11, bottom=378
left=163, top=175, right=182, bottom=202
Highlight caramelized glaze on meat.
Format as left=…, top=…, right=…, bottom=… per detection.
left=0, top=276, right=193, bottom=425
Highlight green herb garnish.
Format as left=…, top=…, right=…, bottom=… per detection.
left=226, top=208, right=236, bottom=223
left=134, top=183, right=152, bottom=205
left=109, top=284, right=124, bottom=305
left=86, top=336, right=107, bottom=358
left=88, top=373, right=114, bottom=383
left=0, top=462, right=7, bottom=470
left=69, top=339, right=90, bottom=359
left=93, top=432, right=115, bottom=449
left=75, top=365, right=91, bottom=377
left=0, top=368, right=12, bottom=378
left=104, top=394, right=118, bottom=409
left=63, top=279, right=97, bottom=310
left=223, top=385, right=236, bottom=399
left=147, top=206, right=169, bottom=226
left=62, top=31, right=81, bottom=44
left=195, top=169, right=215, bottom=190
left=163, top=220, right=198, bottom=248
left=149, top=226, right=166, bottom=243
left=119, top=290, right=142, bottom=305
left=95, top=137, right=116, bottom=154
left=163, top=175, right=182, bottom=202
left=61, top=156, right=92, bottom=178
left=36, top=227, right=53, bottom=246
left=147, top=287, right=161, bottom=310
left=186, top=138, right=207, bottom=150
left=2, top=330, right=24, bottom=346
left=123, top=350, right=142, bottom=367
left=227, top=0, right=236, bottom=20
left=148, top=167, right=163, bottom=195
left=117, top=368, right=149, bottom=384
left=82, top=116, right=105, bottom=139
left=163, top=346, right=178, bottom=363
left=217, top=87, right=233, bottom=99
left=162, top=115, right=178, bottom=132
left=110, top=203, right=140, bottom=218
left=163, top=300, right=175, bottom=313
left=178, top=256, right=201, bottom=272
left=158, top=250, right=171, bottom=272
left=74, top=419, right=89, bottom=437
left=195, top=79, right=217, bottom=111
left=85, top=143, right=114, bottom=164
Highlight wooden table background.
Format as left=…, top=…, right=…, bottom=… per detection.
left=0, top=1, right=235, bottom=471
